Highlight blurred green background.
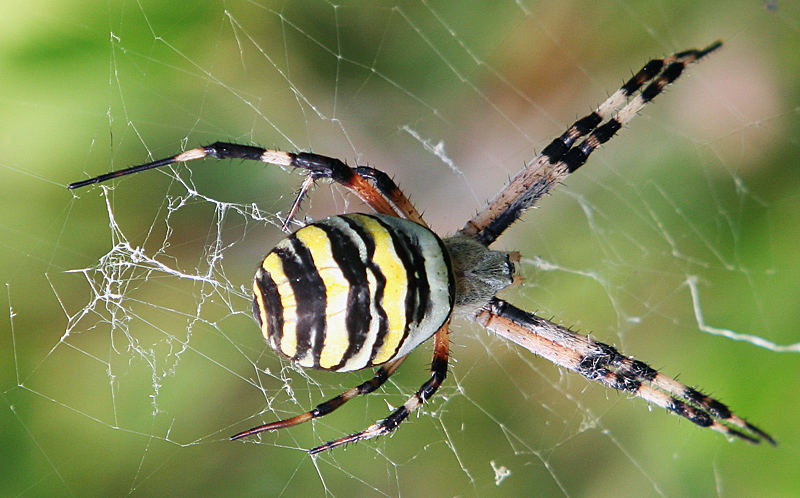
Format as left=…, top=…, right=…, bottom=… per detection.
left=2, top=0, right=798, bottom=496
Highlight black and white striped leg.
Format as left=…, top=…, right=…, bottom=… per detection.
left=68, top=142, right=426, bottom=224
left=474, top=297, right=775, bottom=445
left=230, top=356, right=406, bottom=441
left=461, top=41, right=722, bottom=246
left=308, top=319, right=451, bottom=454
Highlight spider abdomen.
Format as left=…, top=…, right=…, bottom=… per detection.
left=252, top=213, right=454, bottom=372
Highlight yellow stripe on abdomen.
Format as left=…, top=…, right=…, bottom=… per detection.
left=294, top=225, right=350, bottom=369
left=349, top=214, right=408, bottom=364
left=261, top=250, right=298, bottom=358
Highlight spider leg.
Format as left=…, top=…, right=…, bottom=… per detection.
left=355, top=166, right=425, bottom=225
left=308, top=318, right=451, bottom=454
left=461, top=41, right=722, bottom=246
left=68, top=142, right=426, bottom=224
left=230, top=355, right=406, bottom=441
left=474, top=297, right=775, bottom=445
left=282, top=175, right=315, bottom=232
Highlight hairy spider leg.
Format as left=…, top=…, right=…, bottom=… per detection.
left=230, top=356, right=406, bottom=441
left=69, top=142, right=426, bottom=225
left=475, top=297, right=775, bottom=445
left=462, top=41, right=722, bottom=246
left=308, top=318, right=451, bottom=454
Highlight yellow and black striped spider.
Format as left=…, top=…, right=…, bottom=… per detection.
left=69, top=41, right=775, bottom=454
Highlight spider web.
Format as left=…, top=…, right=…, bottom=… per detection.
left=4, top=1, right=800, bottom=495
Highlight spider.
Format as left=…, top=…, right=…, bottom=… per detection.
left=69, top=40, right=775, bottom=454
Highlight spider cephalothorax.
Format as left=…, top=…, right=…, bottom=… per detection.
left=70, top=40, right=774, bottom=454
